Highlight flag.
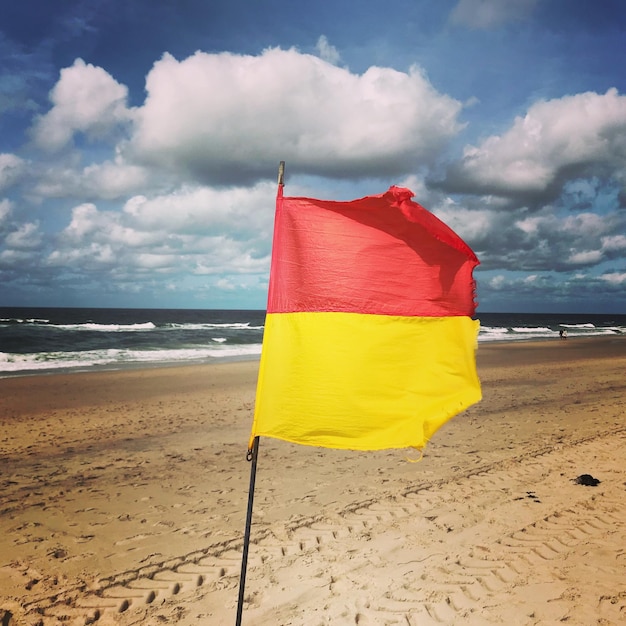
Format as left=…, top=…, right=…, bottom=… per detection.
left=249, top=185, right=481, bottom=451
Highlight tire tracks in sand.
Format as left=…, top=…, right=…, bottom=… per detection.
left=20, top=427, right=626, bottom=625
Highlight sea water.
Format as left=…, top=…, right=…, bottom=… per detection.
left=1, top=307, right=624, bottom=377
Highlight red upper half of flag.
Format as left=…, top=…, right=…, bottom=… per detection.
left=267, top=186, right=479, bottom=317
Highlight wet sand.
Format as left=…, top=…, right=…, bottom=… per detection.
left=1, top=337, right=625, bottom=625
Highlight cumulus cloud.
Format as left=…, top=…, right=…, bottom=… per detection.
left=567, top=249, right=603, bottom=265
left=385, top=178, right=626, bottom=279
left=80, top=158, right=152, bottom=199
left=432, top=203, right=499, bottom=246
left=315, top=35, right=341, bottom=65
left=450, top=0, right=538, bottom=30
left=129, top=48, right=463, bottom=183
left=441, top=89, right=626, bottom=203
left=471, top=207, right=626, bottom=272
left=6, top=46, right=626, bottom=310
left=1, top=212, right=43, bottom=275
left=6, top=48, right=468, bottom=303
left=30, top=59, right=131, bottom=151
left=30, top=157, right=153, bottom=201
left=122, top=183, right=274, bottom=239
left=600, top=271, right=626, bottom=285
left=476, top=267, right=625, bottom=311
left=5, top=221, right=42, bottom=249
left=488, top=274, right=506, bottom=289
left=601, top=234, right=626, bottom=252
left=0, top=153, right=25, bottom=191
left=48, top=181, right=276, bottom=282
left=0, top=198, right=11, bottom=226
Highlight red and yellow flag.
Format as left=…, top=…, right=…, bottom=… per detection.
left=249, top=185, right=481, bottom=451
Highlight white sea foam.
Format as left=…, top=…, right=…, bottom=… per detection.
left=511, top=326, right=553, bottom=333
left=478, top=325, right=557, bottom=341
left=48, top=321, right=265, bottom=332
left=561, top=323, right=595, bottom=328
left=166, top=322, right=264, bottom=330
left=0, top=344, right=263, bottom=375
left=55, top=322, right=157, bottom=331
left=479, top=326, right=509, bottom=334
left=0, top=317, right=51, bottom=324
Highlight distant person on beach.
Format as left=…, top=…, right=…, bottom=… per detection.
left=559, top=329, right=567, bottom=339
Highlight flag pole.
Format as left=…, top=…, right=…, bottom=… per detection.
left=235, top=435, right=259, bottom=626
left=235, top=161, right=285, bottom=626
left=277, top=160, right=285, bottom=186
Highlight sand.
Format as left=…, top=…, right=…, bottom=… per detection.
left=1, top=337, right=625, bottom=625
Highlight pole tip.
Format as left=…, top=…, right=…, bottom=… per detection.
left=278, top=161, right=285, bottom=186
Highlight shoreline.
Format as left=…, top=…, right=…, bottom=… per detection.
left=1, top=336, right=625, bottom=625
left=2, top=334, right=624, bottom=381
left=478, top=333, right=626, bottom=365
left=0, top=352, right=262, bottom=380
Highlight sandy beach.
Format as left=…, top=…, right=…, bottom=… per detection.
left=1, top=337, right=625, bottom=625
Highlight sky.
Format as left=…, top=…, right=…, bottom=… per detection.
left=1, top=0, right=625, bottom=313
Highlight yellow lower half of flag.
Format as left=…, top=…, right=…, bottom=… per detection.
left=250, top=312, right=481, bottom=451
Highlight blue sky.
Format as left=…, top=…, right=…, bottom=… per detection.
left=1, top=0, right=625, bottom=313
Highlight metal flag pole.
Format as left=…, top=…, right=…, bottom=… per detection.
left=235, top=436, right=259, bottom=626
left=235, top=161, right=285, bottom=626
left=277, top=160, right=285, bottom=187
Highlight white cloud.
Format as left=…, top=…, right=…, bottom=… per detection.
left=48, top=241, right=116, bottom=267
left=0, top=248, right=38, bottom=266
left=30, top=59, right=131, bottom=151
left=315, top=36, right=341, bottom=65
left=433, top=204, right=496, bottom=242
left=216, top=277, right=236, bottom=290
left=489, top=274, right=507, bottom=289
left=600, top=271, right=626, bottom=285
left=470, top=207, right=626, bottom=272
left=0, top=198, right=11, bottom=225
left=129, top=48, right=463, bottom=182
left=30, top=157, right=153, bottom=201
left=450, top=0, right=538, bottom=30
left=122, top=181, right=275, bottom=238
left=560, top=212, right=608, bottom=237
left=567, top=249, right=603, bottom=265
left=5, top=222, right=42, bottom=249
left=48, top=182, right=276, bottom=279
left=514, top=211, right=612, bottom=242
left=134, top=252, right=176, bottom=270
left=81, top=158, right=151, bottom=199
left=445, top=89, right=626, bottom=199
left=0, top=153, right=25, bottom=191
left=601, top=234, right=626, bottom=251
left=64, top=203, right=106, bottom=239
left=515, top=215, right=544, bottom=234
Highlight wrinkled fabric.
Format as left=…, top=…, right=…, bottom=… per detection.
left=250, top=186, right=481, bottom=451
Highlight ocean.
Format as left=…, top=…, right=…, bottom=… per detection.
left=1, top=307, right=625, bottom=377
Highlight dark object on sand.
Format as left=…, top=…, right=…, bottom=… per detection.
left=574, top=474, right=601, bottom=486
